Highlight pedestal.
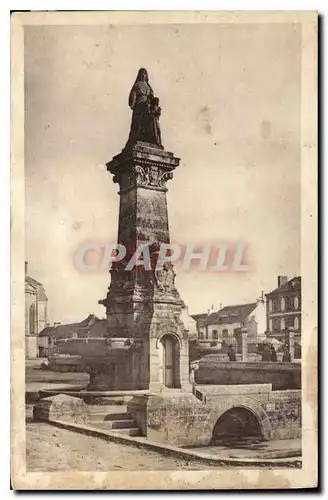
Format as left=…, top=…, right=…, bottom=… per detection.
left=97, top=141, right=193, bottom=393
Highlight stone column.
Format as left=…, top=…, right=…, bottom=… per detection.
left=240, top=327, right=248, bottom=362
left=288, top=328, right=295, bottom=362
left=235, top=327, right=248, bottom=362
left=100, top=141, right=192, bottom=393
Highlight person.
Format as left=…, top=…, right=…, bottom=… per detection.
left=282, top=344, right=291, bottom=362
left=261, top=343, right=271, bottom=362
left=270, top=344, right=277, bottom=362
left=227, top=344, right=236, bottom=361
left=127, top=68, right=162, bottom=147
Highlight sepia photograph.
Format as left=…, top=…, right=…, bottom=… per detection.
left=10, top=10, right=317, bottom=490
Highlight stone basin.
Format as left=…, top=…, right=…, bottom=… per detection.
left=55, top=337, right=142, bottom=362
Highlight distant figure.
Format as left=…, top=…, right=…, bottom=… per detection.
left=282, top=344, right=291, bottom=363
left=261, top=343, right=271, bottom=362
left=227, top=344, right=236, bottom=361
left=270, top=345, right=277, bottom=362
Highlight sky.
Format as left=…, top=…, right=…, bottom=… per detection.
left=24, top=22, right=301, bottom=324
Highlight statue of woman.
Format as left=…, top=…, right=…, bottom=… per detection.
left=127, top=68, right=163, bottom=147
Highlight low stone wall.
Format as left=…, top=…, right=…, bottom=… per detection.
left=128, top=393, right=215, bottom=447
left=263, top=390, right=301, bottom=440
left=195, top=360, right=301, bottom=390
left=128, top=385, right=301, bottom=447
left=128, top=391, right=272, bottom=447
left=33, top=394, right=91, bottom=425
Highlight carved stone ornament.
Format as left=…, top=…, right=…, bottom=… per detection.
left=154, top=263, right=176, bottom=293
left=133, top=165, right=173, bottom=189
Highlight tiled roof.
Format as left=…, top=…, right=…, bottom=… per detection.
left=39, top=326, right=55, bottom=337
left=204, top=302, right=257, bottom=327
left=88, top=319, right=110, bottom=337
left=40, top=315, right=102, bottom=339
left=191, top=313, right=208, bottom=323
left=266, top=277, right=301, bottom=296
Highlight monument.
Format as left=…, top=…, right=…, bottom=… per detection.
left=57, top=68, right=195, bottom=393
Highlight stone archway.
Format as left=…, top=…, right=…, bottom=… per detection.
left=206, top=395, right=272, bottom=443
left=211, top=406, right=264, bottom=445
left=159, top=334, right=181, bottom=388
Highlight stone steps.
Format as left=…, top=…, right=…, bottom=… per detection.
left=90, top=411, right=131, bottom=422
left=91, top=420, right=140, bottom=436
left=88, top=404, right=141, bottom=436
left=89, top=405, right=128, bottom=414
left=110, top=427, right=141, bottom=437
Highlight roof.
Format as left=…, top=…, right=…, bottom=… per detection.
left=40, top=314, right=102, bottom=339
left=88, top=319, right=110, bottom=337
left=25, top=275, right=48, bottom=301
left=191, top=313, right=208, bottom=321
left=191, top=313, right=209, bottom=328
left=39, top=326, right=55, bottom=337
left=204, top=302, right=257, bottom=327
left=266, top=277, right=301, bottom=296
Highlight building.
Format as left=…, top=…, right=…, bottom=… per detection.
left=197, top=299, right=266, bottom=346
left=38, top=314, right=102, bottom=357
left=191, top=313, right=208, bottom=338
left=265, top=276, right=301, bottom=341
left=25, top=262, right=48, bottom=358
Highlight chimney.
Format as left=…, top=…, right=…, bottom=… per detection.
left=25, top=261, right=28, bottom=275
left=257, top=290, right=265, bottom=304
left=278, top=275, right=288, bottom=288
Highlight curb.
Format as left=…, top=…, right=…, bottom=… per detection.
left=47, top=419, right=302, bottom=468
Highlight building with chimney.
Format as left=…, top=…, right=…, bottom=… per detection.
left=265, top=276, right=302, bottom=341
left=193, top=298, right=266, bottom=345
left=38, top=314, right=102, bottom=357
left=25, top=262, right=48, bottom=358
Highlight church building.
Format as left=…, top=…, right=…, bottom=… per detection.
left=25, top=261, right=48, bottom=358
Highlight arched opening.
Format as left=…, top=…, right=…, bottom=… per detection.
left=211, top=407, right=263, bottom=445
left=160, top=334, right=180, bottom=388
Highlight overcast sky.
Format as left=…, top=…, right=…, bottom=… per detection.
left=25, top=22, right=301, bottom=324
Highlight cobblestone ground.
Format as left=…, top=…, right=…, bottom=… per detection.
left=26, top=423, right=226, bottom=471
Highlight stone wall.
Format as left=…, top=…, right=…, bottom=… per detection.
left=195, top=360, right=301, bottom=390
left=26, top=336, right=38, bottom=359
left=128, top=386, right=301, bottom=447
left=128, top=393, right=215, bottom=447
left=263, top=390, right=301, bottom=440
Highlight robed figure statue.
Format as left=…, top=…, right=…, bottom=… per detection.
left=127, top=68, right=163, bottom=148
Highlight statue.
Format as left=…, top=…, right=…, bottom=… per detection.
left=127, top=68, right=163, bottom=147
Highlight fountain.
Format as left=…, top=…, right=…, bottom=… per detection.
left=56, top=68, right=196, bottom=394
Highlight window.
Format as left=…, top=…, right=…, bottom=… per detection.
left=285, top=316, right=294, bottom=329
left=294, top=296, right=299, bottom=310
left=281, top=318, right=285, bottom=330
left=272, top=299, right=280, bottom=312
left=222, top=329, right=229, bottom=339
left=273, top=318, right=280, bottom=331
left=269, top=319, right=273, bottom=331
left=268, top=300, right=273, bottom=313
left=29, top=304, right=36, bottom=335
left=212, top=329, right=218, bottom=340
left=281, top=298, right=286, bottom=311
left=199, top=331, right=204, bottom=340
left=294, top=317, right=299, bottom=330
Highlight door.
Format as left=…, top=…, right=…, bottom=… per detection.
left=164, top=335, right=174, bottom=388
left=161, top=335, right=180, bottom=388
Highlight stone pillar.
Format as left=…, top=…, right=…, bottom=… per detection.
left=235, top=327, right=248, bottom=362
left=98, top=141, right=193, bottom=393
left=240, top=327, right=248, bottom=362
left=288, top=328, right=295, bottom=362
